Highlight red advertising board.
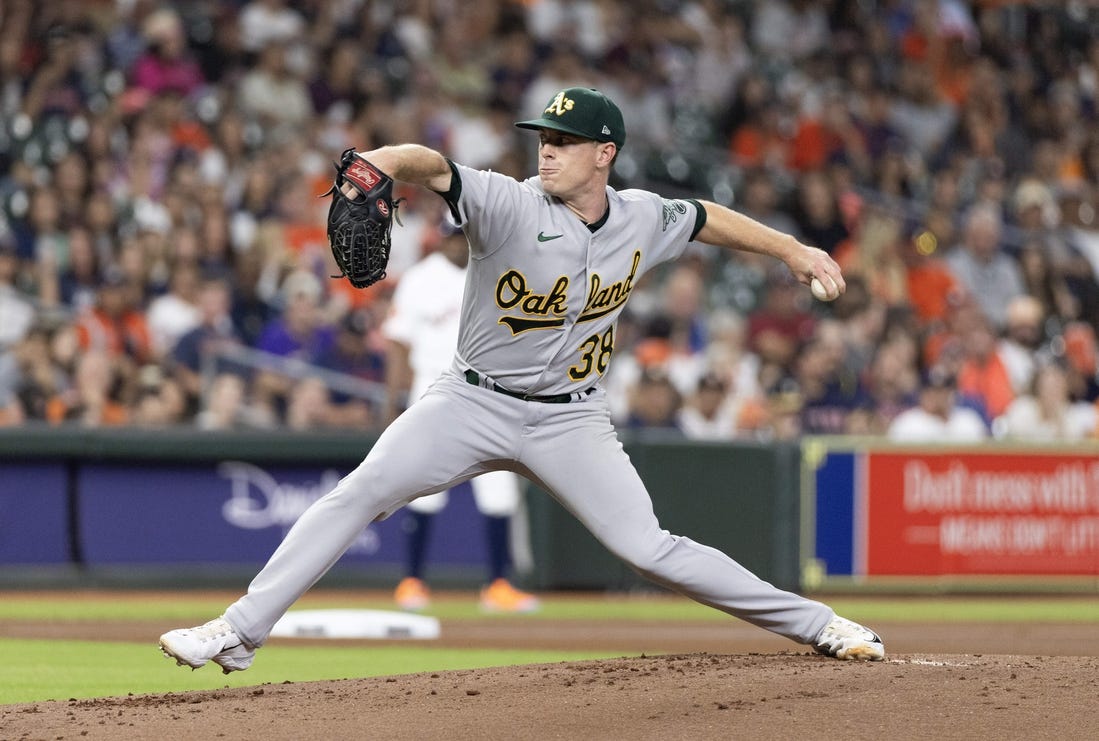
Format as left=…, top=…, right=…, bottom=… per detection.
left=866, top=451, right=1099, bottom=575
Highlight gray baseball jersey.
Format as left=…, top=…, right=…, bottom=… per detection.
left=452, top=163, right=697, bottom=396
left=224, top=161, right=833, bottom=649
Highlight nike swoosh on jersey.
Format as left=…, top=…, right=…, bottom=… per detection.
left=537, top=232, right=564, bottom=242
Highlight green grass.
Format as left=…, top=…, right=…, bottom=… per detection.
left=1, top=638, right=618, bottom=705
left=826, top=597, right=1099, bottom=623
left=2, top=592, right=1096, bottom=705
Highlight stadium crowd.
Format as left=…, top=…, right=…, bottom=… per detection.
left=1, top=0, right=1098, bottom=443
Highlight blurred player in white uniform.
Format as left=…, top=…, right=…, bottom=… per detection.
left=383, top=220, right=538, bottom=613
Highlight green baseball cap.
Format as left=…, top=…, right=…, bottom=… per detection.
left=515, top=87, right=626, bottom=149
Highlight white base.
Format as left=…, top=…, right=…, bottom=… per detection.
left=270, top=609, right=440, bottom=640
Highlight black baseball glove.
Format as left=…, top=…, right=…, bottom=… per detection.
left=323, top=148, right=399, bottom=289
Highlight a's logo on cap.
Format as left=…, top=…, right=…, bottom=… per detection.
left=545, top=91, right=575, bottom=116
left=602, top=125, right=611, bottom=135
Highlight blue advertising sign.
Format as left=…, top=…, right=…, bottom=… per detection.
left=0, top=462, right=70, bottom=564
left=812, top=449, right=858, bottom=576
left=78, top=462, right=487, bottom=567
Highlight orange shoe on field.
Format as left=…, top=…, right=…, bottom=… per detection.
left=479, top=578, right=540, bottom=614
left=395, top=577, right=431, bottom=611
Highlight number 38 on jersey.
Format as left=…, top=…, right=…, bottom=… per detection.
left=569, top=326, right=614, bottom=381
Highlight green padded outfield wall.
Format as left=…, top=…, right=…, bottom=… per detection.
left=525, top=432, right=803, bottom=592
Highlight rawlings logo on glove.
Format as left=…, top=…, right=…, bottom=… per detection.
left=322, top=148, right=400, bottom=289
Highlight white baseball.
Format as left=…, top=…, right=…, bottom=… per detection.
left=810, top=277, right=836, bottom=302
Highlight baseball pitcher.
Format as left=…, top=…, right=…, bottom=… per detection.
left=161, top=87, right=883, bottom=674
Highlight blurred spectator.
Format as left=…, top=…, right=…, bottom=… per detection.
left=8, top=324, right=64, bottom=422
left=602, top=59, right=673, bottom=153
left=316, top=309, right=384, bottom=428
left=52, top=226, right=101, bottom=314
left=252, top=269, right=336, bottom=416
left=75, top=271, right=152, bottom=365
left=793, top=171, right=851, bottom=256
left=998, top=295, right=1046, bottom=396
left=794, top=325, right=867, bottom=435
left=887, top=366, right=988, bottom=443
left=439, top=97, right=519, bottom=172
left=729, top=100, right=791, bottom=172
left=859, top=339, right=921, bottom=435
left=751, top=0, right=829, bottom=63
left=945, top=203, right=1025, bottom=330
left=195, top=372, right=275, bottom=431
left=428, top=21, right=492, bottom=105
left=319, top=310, right=385, bottom=385
left=0, top=389, right=23, bottom=426
left=747, top=268, right=817, bottom=393
left=761, top=386, right=804, bottom=441
left=1015, top=238, right=1078, bottom=330
left=308, top=37, right=368, bottom=117
left=45, top=350, right=130, bottom=427
left=855, top=87, right=903, bottom=162
left=238, top=0, right=306, bottom=54
left=1056, top=184, right=1099, bottom=332
left=228, top=250, right=275, bottom=347
left=146, top=261, right=202, bottom=359
left=19, top=23, right=90, bottom=122
left=519, top=44, right=595, bottom=121
left=130, top=8, right=205, bottom=98
left=256, top=270, right=335, bottom=361
left=789, top=88, right=870, bottom=176
left=26, top=186, right=68, bottom=273
left=624, top=368, right=683, bottom=432
left=900, top=215, right=963, bottom=329
left=489, top=29, right=537, bottom=110
left=834, top=207, right=908, bottom=307
left=284, top=376, right=336, bottom=431
left=169, top=276, right=245, bottom=409
left=678, top=372, right=734, bottom=441
left=735, top=169, right=802, bottom=238
left=994, top=361, right=1097, bottom=442
left=955, top=314, right=1015, bottom=421
left=237, top=41, right=312, bottom=142
left=888, top=59, right=957, bottom=161
left=1008, top=179, right=1095, bottom=323
left=681, top=3, right=751, bottom=116
left=130, top=365, right=188, bottom=428
left=0, top=243, right=34, bottom=350
left=526, top=0, right=613, bottom=61
left=653, top=265, right=710, bottom=392
left=1060, top=321, right=1099, bottom=404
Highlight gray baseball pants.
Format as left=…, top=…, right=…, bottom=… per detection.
left=224, top=371, right=833, bottom=647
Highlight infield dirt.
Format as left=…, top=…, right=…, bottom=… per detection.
left=2, top=590, right=1097, bottom=740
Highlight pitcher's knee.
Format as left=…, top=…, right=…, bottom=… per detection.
left=322, top=462, right=406, bottom=520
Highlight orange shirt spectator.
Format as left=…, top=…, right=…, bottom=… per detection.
left=75, top=280, right=153, bottom=364
left=729, top=104, right=790, bottom=169
left=956, top=319, right=1015, bottom=419
left=905, top=259, right=960, bottom=326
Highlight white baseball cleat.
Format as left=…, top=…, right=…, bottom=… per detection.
left=813, top=615, right=885, bottom=661
left=159, top=616, right=255, bottom=674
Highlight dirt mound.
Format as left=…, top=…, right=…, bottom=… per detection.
left=4, top=652, right=1098, bottom=740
